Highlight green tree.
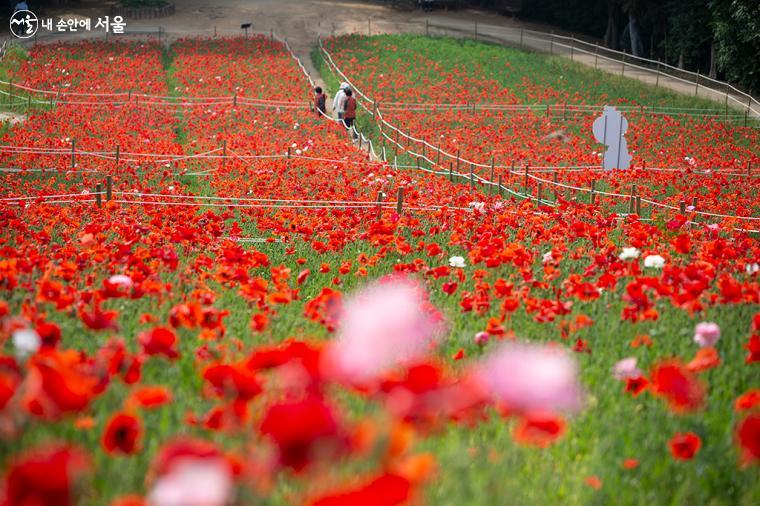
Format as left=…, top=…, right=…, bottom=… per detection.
left=709, top=0, right=760, bottom=93
left=661, top=0, right=712, bottom=70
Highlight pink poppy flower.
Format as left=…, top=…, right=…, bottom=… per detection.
left=475, top=342, right=583, bottom=414
left=694, top=322, right=721, bottom=348
left=324, top=277, right=443, bottom=384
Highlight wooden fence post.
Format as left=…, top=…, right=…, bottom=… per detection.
left=95, top=183, right=102, bottom=208
left=590, top=180, right=596, bottom=205
left=489, top=157, right=495, bottom=195
left=106, top=175, right=112, bottom=201
left=523, top=164, right=529, bottom=193
left=553, top=171, right=559, bottom=201
left=71, top=140, right=76, bottom=169
left=498, top=174, right=503, bottom=196
left=449, top=162, right=453, bottom=182
left=630, top=184, right=637, bottom=213
left=115, top=145, right=120, bottom=167
left=396, top=187, right=404, bottom=214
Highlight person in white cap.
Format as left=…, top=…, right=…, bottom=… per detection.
left=332, top=82, right=349, bottom=121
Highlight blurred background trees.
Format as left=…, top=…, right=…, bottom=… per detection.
left=409, top=0, right=758, bottom=93
left=518, top=0, right=759, bottom=93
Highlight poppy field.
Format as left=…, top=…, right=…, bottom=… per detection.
left=317, top=35, right=760, bottom=219
left=0, top=34, right=759, bottom=505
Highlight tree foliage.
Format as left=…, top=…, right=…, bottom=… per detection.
left=518, top=0, right=759, bottom=93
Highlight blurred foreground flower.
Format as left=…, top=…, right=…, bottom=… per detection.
left=148, top=439, right=234, bottom=506
left=324, top=277, right=443, bottom=384
left=475, top=342, right=583, bottom=414
left=148, top=459, right=232, bottom=506
left=1, top=444, right=90, bottom=506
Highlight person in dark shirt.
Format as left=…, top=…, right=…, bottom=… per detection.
left=343, top=88, right=357, bottom=139
left=313, top=86, right=326, bottom=118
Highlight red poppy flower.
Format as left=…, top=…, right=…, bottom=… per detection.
left=686, top=347, right=721, bottom=373
left=669, top=432, right=701, bottom=461
left=259, top=395, right=346, bottom=472
left=622, top=458, right=640, bottom=469
left=735, top=413, right=760, bottom=466
left=512, top=413, right=567, bottom=448
left=297, top=269, right=311, bottom=284
left=0, top=371, right=19, bottom=411
left=109, top=495, right=146, bottom=506
left=309, top=472, right=411, bottom=506
left=1, top=444, right=90, bottom=506
left=650, top=360, right=705, bottom=413
left=584, top=475, right=602, bottom=490
left=250, top=312, right=269, bottom=332
left=35, top=321, right=62, bottom=349
left=624, top=375, right=649, bottom=396
left=745, top=335, right=760, bottom=364
left=138, top=327, right=179, bottom=360
left=203, top=363, right=262, bottom=403
left=150, top=438, right=225, bottom=477
left=441, top=281, right=458, bottom=295
left=125, top=385, right=172, bottom=410
left=102, top=412, right=143, bottom=455
left=23, top=349, right=100, bottom=419
left=78, top=301, right=119, bottom=331
left=735, top=389, right=760, bottom=412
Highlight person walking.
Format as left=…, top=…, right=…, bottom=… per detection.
left=333, top=82, right=349, bottom=120
left=343, top=88, right=358, bottom=139
left=313, top=86, right=326, bottom=118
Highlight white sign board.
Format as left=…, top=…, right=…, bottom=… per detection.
left=592, top=106, right=632, bottom=170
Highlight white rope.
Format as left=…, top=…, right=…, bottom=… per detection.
left=0, top=191, right=103, bottom=202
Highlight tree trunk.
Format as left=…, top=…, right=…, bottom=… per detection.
left=708, top=39, right=717, bottom=78
left=628, top=14, right=642, bottom=57
left=678, top=51, right=684, bottom=69
left=603, top=0, right=619, bottom=49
